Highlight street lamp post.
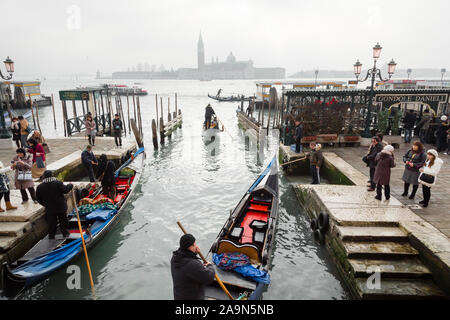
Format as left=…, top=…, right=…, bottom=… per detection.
left=441, top=68, right=446, bottom=88
left=407, top=68, right=412, bottom=80
left=353, top=43, right=397, bottom=138
left=314, top=69, right=319, bottom=86
left=0, top=56, right=15, bottom=139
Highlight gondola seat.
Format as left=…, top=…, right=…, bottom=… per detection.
left=250, top=220, right=267, bottom=231
left=216, top=239, right=260, bottom=264
left=253, top=231, right=265, bottom=247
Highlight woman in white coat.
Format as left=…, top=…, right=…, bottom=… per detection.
left=418, top=149, right=443, bottom=208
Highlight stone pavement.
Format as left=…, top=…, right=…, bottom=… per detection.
left=331, top=141, right=450, bottom=238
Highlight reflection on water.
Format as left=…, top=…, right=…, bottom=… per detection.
left=15, top=77, right=348, bottom=300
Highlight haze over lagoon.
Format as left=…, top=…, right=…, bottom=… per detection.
left=4, top=0, right=450, bottom=78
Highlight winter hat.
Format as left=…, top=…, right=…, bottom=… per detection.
left=180, top=234, right=196, bottom=250
left=441, top=115, right=448, bottom=121
left=383, top=145, right=394, bottom=153
left=315, top=144, right=322, bottom=151
left=427, top=149, right=438, bottom=158
left=42, top=170, right=53, bottom=179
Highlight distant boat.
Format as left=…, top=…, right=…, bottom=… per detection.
left=101, top=84, right=148, bottom=96
left=208, top=93, right=254, bottom=102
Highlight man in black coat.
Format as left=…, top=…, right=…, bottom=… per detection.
left=81, top=145, right=97, bottom=182
left=403, top=109, right=416, bottom=144
left=112, top=114, right=123, bottom=147
left=366, top=136, right=383, bottom=191
left=36, top=170, right=73, bottom=239
left=294, top=119, right=303, bottom=153
left=171, top=234, right=215, bottom=300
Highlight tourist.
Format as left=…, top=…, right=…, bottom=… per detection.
left=112, top=114, right=123, bottom=147
left=401, top=141, right=427, bottom=199
left=366, top=136, right=383, bottom=192
left=170, top=234, right=215, bottom=300
left=11, top=148, right=37, bottom=204
left=436, top=115, right=449, bottom=152
left=81, top=145, right=98, bottom=182
left=294, top=119, right=303, bottom=153
left=18, top=116, right=30, bottom=148
left=310, top=143, right=323, bottom=184
left=403, top=109, right=417, bottom=144
left=445, top=126, right=450, bottom=155
left=417, top=109, right=431, bottom=144
left=27, top=138, right=46, bottom=179
left=101, top=160, right=116, bottom=200
left=418, top=149, right=443, bottom=208
left=0, top=161, right=17, bottom=212
left=96, top=154, right=108, bottom=179
left=374, top=145, right=396, bottom=201
left=376, top=132, right=389, bottom=147
left=10, top=117, right=21, bottom=148
left=204, top=104, right=215, bottom=129
left=85, top=114, right=97, bottom=146
left=36, top=170, right=73, bottom=239
left=28, top=130, right=45, bottom=145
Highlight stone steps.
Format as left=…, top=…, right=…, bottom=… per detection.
left=0, top=222, right=32, bottom=237
left=355, top=278, right=446, bottom=300
left=349, top=258, right=432, bottom=279
left=343, top=241, right=419, bottom=259
left=336, top=226, right=408, bottom=242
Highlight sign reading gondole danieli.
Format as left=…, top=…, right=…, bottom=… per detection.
left=375, top=93, right=448, bottom=103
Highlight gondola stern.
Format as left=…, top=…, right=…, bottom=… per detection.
left=1, top=263, right=27, bottom=298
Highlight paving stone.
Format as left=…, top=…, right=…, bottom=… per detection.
left=0, top=222, right=31, bottom=237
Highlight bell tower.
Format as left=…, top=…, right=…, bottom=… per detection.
left=197, top=32, right=205, bottom=71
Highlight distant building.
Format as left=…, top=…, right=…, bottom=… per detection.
left=112, top=33, right=285, bottom=80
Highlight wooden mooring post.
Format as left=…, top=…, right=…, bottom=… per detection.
left=151, top=93, right=183, bottom=150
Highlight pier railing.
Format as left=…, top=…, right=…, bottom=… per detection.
left=66, top=113, right=111, bottom=137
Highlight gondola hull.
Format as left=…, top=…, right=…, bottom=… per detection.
left=205, top=156, right=279, bottom=300
left=1, top=148, right=146, bottom=298
left=208, top=94, right=254, bottom=102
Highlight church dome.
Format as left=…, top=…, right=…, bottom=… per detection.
left=226, top=52, right=236, bottom=63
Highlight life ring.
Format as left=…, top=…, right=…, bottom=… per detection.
left=310, top=218, right=318, bottom=231
left=314, top=229, right=325, bottom=245
left=318, top=212, right=329, bottom=232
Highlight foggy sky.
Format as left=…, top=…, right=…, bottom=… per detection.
left=3, top=0, right=450, bottom=77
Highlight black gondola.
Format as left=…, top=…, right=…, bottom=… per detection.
left=208, top=94, right=255, bottom=102
left=205, top=156, right=279, bottom=300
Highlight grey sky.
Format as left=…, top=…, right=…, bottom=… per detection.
left=3, top=0, right=450, bottom=77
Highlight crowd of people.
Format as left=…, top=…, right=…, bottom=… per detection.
left=364, top=135, right=443, bottom=207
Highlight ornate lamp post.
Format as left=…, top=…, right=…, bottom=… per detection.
left=314, top=69, right=319, bottom=86
left=0, top=56, right=15, bottom=139
left=407, top=68, right=412, bottom=80
left=441, top=68, right=446, bottom=88
left=353, top=43, right=397, bottom=138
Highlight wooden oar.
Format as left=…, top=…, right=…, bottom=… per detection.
left=176, top=221, right=234, bottom=300
left=71, top=189, right=96, bottom=299
left=281, top=154, right=309, bottom=166
left=214, top=114, right=234, bottom=141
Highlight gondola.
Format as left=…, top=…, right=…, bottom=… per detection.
left=1, top=147, right=146, bottom=298
left=208, top=94, right=255, bottom=102
left=205, top=155, right=279, bottom=300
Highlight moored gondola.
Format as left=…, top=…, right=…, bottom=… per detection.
left=205, top=155, right=279, bottom=300
left=1, top=147, right=145, bottom=298
left=208, top=93, right=254, bottom=102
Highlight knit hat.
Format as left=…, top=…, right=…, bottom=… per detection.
left=42, top=170, right=53, bottom=179
left=315, top=144, right=322, bottom=151
left=383, top=145, right=394, bottom=153
left=427, top=149, right=438, bottom=158
left=180, top=234, right=196, bottom=250
left=441, top=115, right=448, bottom=121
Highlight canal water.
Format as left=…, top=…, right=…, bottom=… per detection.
left=16, top=77, right=348, bottom=299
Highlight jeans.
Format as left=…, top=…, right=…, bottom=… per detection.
left=295, top=139, right=302, bottom=153
left=0, top=191, right=11, bottom=202
left=84, top=164, right=96, bottom=182
left=46, top=210, right=69, bottom=238
left=369, top=167, right=376, bottom=189
left=404, top=128, right=413, bottom=143
left=310, top=165, right=320, bottom=184
left=376, top=184, right=390, bottom=199
left=20, top=188, right=36, bottom=201
left=422, top=185, right=431, bottom=205
left=419, top=129, right=427, bottom=144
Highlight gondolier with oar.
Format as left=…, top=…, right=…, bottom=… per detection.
left=171, top=233, right=215, bottom=300
left=204, top=104, right=215, bottom=129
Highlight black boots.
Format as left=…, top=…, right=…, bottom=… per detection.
left=409, top=185, right=418, bottom=199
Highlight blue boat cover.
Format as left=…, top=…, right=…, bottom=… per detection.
left=213, top=252, right=271, bottom=284
left=85, top=208, right=117, bottom=221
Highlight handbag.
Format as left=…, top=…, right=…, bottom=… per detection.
left=17, top=170, right=32, bottom=181
left=419, top=173, right=435, bottom=184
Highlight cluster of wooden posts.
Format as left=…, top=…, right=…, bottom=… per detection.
left=239, top=87, right=284, bottom=136
left=151, top=93, right=182, bottom=149
left=60, top=89, right=144, bottom=139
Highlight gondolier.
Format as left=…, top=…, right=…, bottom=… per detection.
left=204, top=104, right=215, bottom=129
left=171, top=234, right=215, bottom=300
left=36, top=170, right=73, bottom=239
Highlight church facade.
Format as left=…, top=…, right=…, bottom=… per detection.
left=178, top=34, right=285, bottom=80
